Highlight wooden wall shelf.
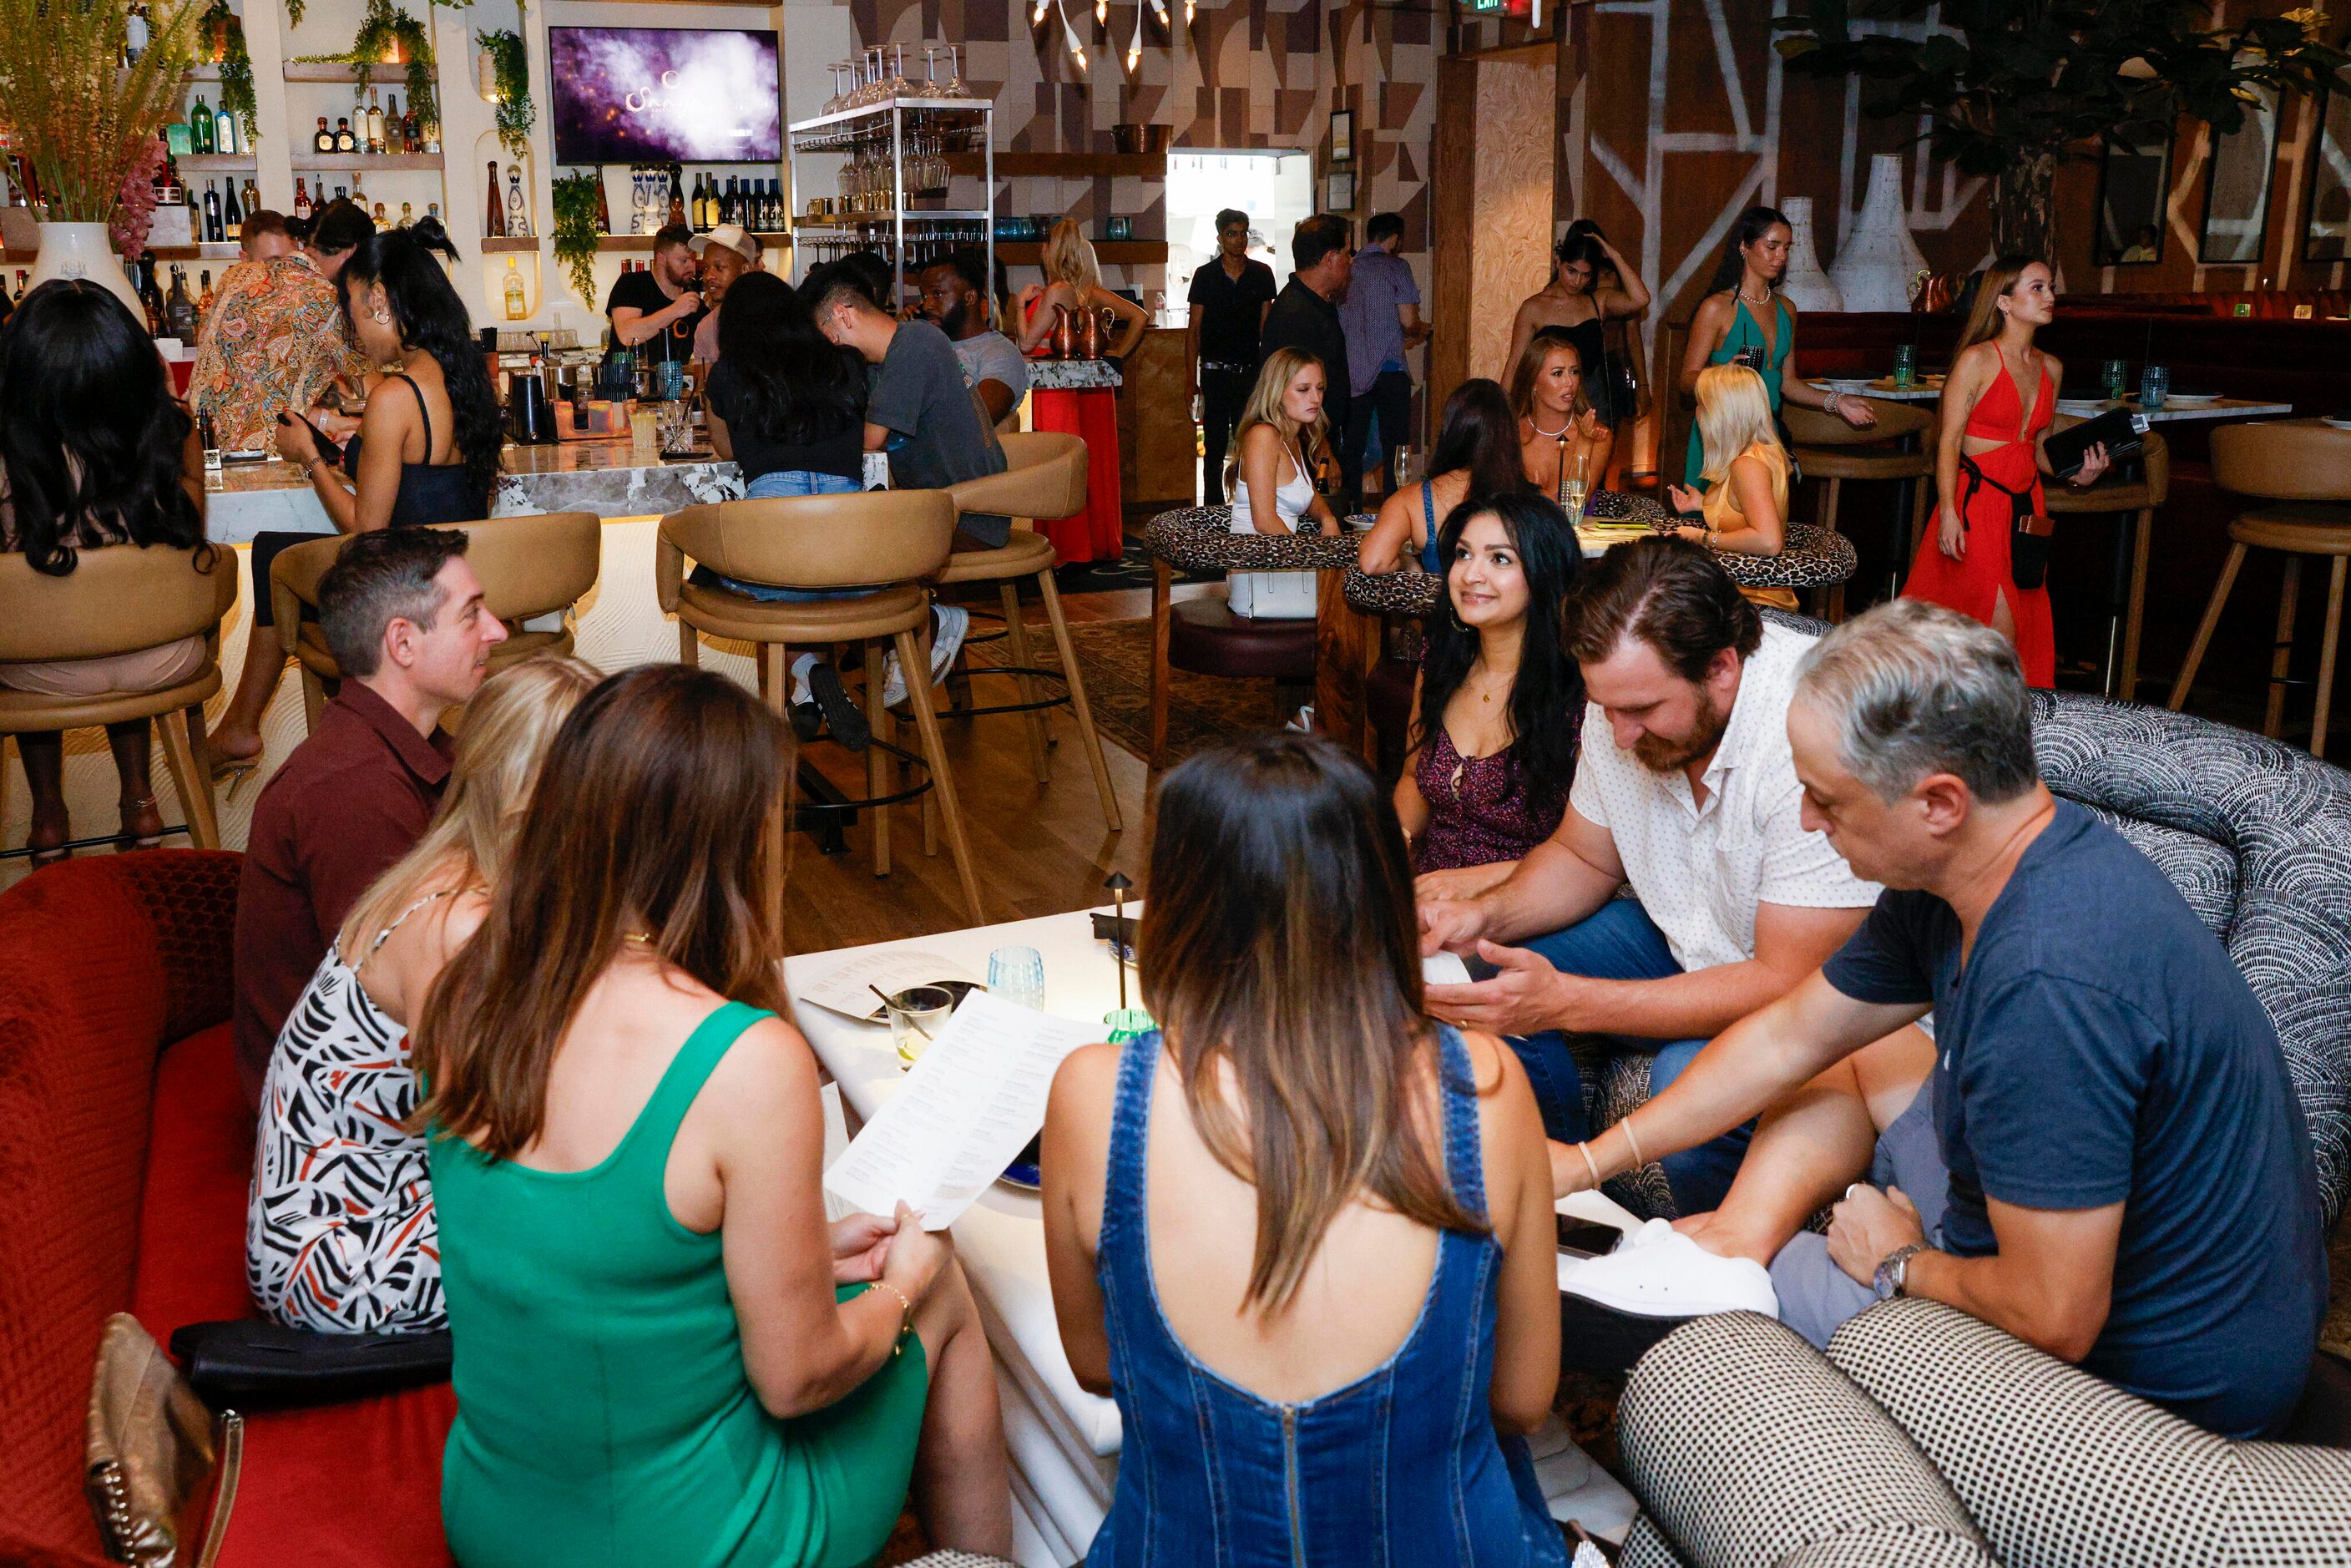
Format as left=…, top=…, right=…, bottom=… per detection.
left=146, top=243, right=243, bottom=261
left=594, top=231, right=792, bottom=251
left=188, top=63, right=222, bottom=81
left=179, top=154, right=257, bottom=173
left=996, top=240, right=1166, bottom=265
left=480, top=235, right=539, bottom=252
left=283, top=62, right=426, bottom=83
left=291, top=153, right=444, bottom=172
left=946, top=151, right=1165, bottom=180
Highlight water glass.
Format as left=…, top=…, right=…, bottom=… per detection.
left=987, top=946, right=1046, bottom=1011
left=2140, top=364, right=2169, bottom=412
left=653, top=360, right=685, bottom=402
left=887, top=984, right=958, bottom=1069
left=2101, top=358, right=2129, bottom=402
left=1892, top=344, right=1917, bottom=390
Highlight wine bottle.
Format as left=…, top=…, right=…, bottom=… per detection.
left=484, top=161, right=505, bottom=239
left=335, top=117, right=356, bottom=154
left=190, top=94, right=214, bottom=156
left=293, top=177, right=311, bottom=220
left=313, top=116, right=334, bottom=154
left=503, top=257, right=527, bottom=321
left=215, top=104, right=235, bottom=158
left=506, top=164, right=529, bottom=239
left=221, top=179, right=240, bottom=241
left=202, top=180, right=221, bottom=243
left=367, top=90, right=385, bottom=155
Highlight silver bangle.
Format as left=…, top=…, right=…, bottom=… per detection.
left=1823, top=390, right=1843, bottom=416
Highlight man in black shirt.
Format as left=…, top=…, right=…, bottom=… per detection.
left=1185, top=208, right=1277, bottom=503
left=1259, top=213, right=1357, bottom=508
left=604, top=223, right=703, bottom=367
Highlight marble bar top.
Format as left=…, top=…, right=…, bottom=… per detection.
left=1029, top=357, right=1123, bottom=391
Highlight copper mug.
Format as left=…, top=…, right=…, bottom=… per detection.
left=1049, top=304, right=1075, bottom=360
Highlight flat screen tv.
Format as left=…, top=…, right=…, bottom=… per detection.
left=549, top=27, right=781, bottom=165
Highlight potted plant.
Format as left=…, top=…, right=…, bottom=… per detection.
left=297, top=0, right=438, bottom=143
left=478, top=28, right=535, bottom=164
left=205, top=0, right=258, bottom=149
left=551, top=169, right=601, bottom=306
left=0, top=0, right=201, bottom=311
left=1777, top=0, right=2351, bottom=261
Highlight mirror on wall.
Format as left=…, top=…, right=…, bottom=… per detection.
left=2094, top=134, right=2172, bottom=265
left=2305, top=73, right=2351, bottom=261
left=2199, top=85, right=2279, bottom=265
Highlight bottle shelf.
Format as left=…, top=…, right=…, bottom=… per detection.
left=796, top=209, right=992, bottom=226
left=187, top=63, right=223, bottom=81
left=291, top=153, right=446, bottom=172
left=179, top=154, right=258, bottom=173
left=284, top=62, right=428, bottom=83
left=146, top=243, right=243, bottom=261
left=481, top=235, right=539, bottom=252
left=594, top=231, right=793, bottom=252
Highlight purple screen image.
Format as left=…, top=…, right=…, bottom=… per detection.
left=549, top=28, right=781, bottom=164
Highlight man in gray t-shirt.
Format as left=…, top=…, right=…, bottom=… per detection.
left=919, top=252, right=1031, bottom=428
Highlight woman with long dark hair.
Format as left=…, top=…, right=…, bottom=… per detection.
left=1903, top=255, right=2109, bottom=687
left=0, top=280, right=215, bottom=862
left=1041, top=733, right=1565, bottom=1566
left=1504, top=223, right=1650, bottom=433
left=704, top=270, right=866, bottom=501
left=1398, top=493, right=1585, bottom=901
left=1675, top=205, right=1875, bottom=487
left=216, top=212, right=504, bottom=768
left=1358, top=377, right=1526, bottom=575
left=417, top=665, right=1010, bottom=1567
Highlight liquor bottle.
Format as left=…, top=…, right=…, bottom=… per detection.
left=384, top=94, right=401, bottom=152
left=483, top=160, right=504, bottom=238
left=399, top=200, right=412, bottom=228
left=333, top=185, right=348, bottom=205
left=190, top=94, right=214, bottom=156
left=215, top=104, right=235, bottom=158
left=185, top=185, right=200, bottom=239
left=503, top=257, right=527, bottom=321
left=427, top=201, right=442, bottom=229
left=220, top=178, right=240, bottom=241
left=594, top=173, right=610, bottom=236
left=201, top=180, right=221, bottom=243
left=293, top=176, right=312, bottom=221
left=667, top=164, right=685, bottom=229
left=198, top=269, right=215, bottom=314
left=244, top=178, right=259, bottom=219
left=505, top=164, right=529, bottom=239
left=366, top=90, right=385, bottom=155
left=13, top=270, right=28, bottom=305
left=349, top=174, right=366, bottom=215
left=164, top=266, right=199, bottom=340
left=372, top=201, right=387, bottom=230
left=686, top=171, right=702, bottom=230
left=137, top=255, right=164, bottom=336
left=335, top=117, right=356, bottom=154
left=313, top=116, right=334, bottom=154
left=403, top=103, right=420, bottom=154
left=422, top=119, right=439, bottom=156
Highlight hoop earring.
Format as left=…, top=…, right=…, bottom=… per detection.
left=371, top=307, right=392, bottom=325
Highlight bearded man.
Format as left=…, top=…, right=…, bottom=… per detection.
left=1419, top=538, right=1916, bottom=1215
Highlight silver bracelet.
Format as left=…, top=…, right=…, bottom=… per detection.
left=1823, top=389, right=1843, bottom=417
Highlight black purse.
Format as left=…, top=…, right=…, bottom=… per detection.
left=168, top=1319, right=452, bottom=1411
left=1957, top=456, right=2053, bottom=592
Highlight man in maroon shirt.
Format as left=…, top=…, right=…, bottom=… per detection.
left=233, top=527, right=509, bottom=1103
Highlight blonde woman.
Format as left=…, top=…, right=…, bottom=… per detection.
left=1014, top=220, right=1151, bottom=563
left=1509, top=328, right=1613, bottom=503
left=1668, top=363, right=1796, bottom=607
left=247, top=655, right=599, bottom=1335
left=1226, top=347, right=1341, bottom=619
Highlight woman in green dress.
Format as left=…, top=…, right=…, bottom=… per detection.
left=415, top=665, right=1012, bottom=1568
left=1676, top=205, right=1878, bottom=488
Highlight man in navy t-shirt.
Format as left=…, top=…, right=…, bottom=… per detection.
left=1555, top=599, right=2326, bottom=1437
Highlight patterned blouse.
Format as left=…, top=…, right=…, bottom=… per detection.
left=1413, top=720, right=1576, bottom=874
left=189, top=252, right=369, bottom=451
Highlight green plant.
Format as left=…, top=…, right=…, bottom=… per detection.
left=1777, top=0, right=2351, bottom=260
left=551, top=169, right=601, bottom=303
left=349, top=0, right=438, bottom=133
left=478, top=28, right=533, bottom=164
left=205, top=0, right=258, bottom=148
left=0, top=0, right=200, bottom=220
left=287, top=0, right=466, bottom=32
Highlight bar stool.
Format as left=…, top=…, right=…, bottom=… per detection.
left=0, top=545, right=239, bottom=852
left=655, top=488, right=984, bottom=923
left=2043, top=418, right=2167, bottom=701
left=2170, top=422, right=2351, bottom=756
left=270, top=512, right=604, bottom=731
left=1783, top=399, right=1934, bottom=619
left=939, top=431, right=1122, bottom=831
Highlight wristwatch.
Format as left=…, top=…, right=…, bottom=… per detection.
left=1873, top=1242, right=1929, bottom=1301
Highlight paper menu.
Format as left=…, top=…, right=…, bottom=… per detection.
left=796, top=948, right=979, bottom=1023
left=824, top=990, right=1103, bottom=1230
left=1422, top=950, right=1473, bottom=987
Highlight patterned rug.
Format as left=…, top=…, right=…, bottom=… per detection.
left=983, top=615, right=1289, bottom=767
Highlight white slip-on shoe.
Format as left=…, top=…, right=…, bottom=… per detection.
left=789, top=651, right=819, bottom=708
left=1558, top=1218, right=1780, bottom=1320
left=929, top=604, right=970, bottom=681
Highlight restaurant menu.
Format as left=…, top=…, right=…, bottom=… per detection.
left=824, top=990, right=1100, bottom=1230
left=795, top=948, right=978, bottom=1023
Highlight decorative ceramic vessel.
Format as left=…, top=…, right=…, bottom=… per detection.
left=28, top=223, right=143, bottom=316
left=1830, top=154, right=1929, bottom=312
left=1777, top=197, right=1843, bottom=312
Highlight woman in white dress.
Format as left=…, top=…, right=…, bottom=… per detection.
left=246, top=655, right=598, bottom=1333
left=1226, top=346, right=1340, bottom=619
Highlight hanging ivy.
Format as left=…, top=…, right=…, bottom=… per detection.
left=204, top=0, right=258, bottom=148
left=477, top=28, right=533, bottom=164
left=286, top=0, right=465, bottom=33
left=550, top=169, right=600, bottom=305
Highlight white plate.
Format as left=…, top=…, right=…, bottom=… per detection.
left=2055, top=398, right=2110, bottom=417
left=2324, top=416, right=2351, bottom=432
left=2158, top=392, right=2222, bottom=407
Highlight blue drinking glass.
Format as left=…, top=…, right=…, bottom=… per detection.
left=987, top=945, right=1046, bottom=1011
left=2140, top=365, right=2168, bottom=412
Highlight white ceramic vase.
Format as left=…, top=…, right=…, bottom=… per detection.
left=1830, top=154, right=1928, bottom=313
left=28, top=222, right=144, bottom=317
left=1776, top=197, right=1843, bottom=311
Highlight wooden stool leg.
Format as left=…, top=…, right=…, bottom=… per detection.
left=157, top=706, right=220, bottom=850
left=915, top=620, right=939, bottom=853
left=2265, top=556, right=2303, bottom=740
left=301, top=666, right=326, bottom=732
left=2314, top=556, right=2348, bottom=760
left=866, top=640, right=892, bottom=878
left=1000, top=580, right=1051, bottom=781
left=2119, top=507, right=2152, bottom=704
left=896, top=628, right=984, bottom=924
left=2169, top=542, right=2248, bottom=712
left=1039, top=567, right=1122, bottom=832
left=1150, top=557, right=1173, bottom=768
left=678, top=620, right=700, bottom=666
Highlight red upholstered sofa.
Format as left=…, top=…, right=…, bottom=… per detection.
left=0, top=851, right=453, bottom=1566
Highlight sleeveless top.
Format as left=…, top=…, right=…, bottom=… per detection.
left=1228, top=436, right=1316, bottom=536
left=248, top=888, right=453, bottom=1334
left=342, top=371, right=490, bottom=528
left=433, top=1002, right=869, bottom=1568
left=1413, top=724, right=1575, bottom=875
left=1684, top=294, right=1793, bottom=485
left=1699, top=442, right=1791, bottom=534
left=1088, top=1027, right=1567, bottom=1567
left=1556, top=315, right=1619, bottom=427
left=1228, top=434, right=1320, bottom=620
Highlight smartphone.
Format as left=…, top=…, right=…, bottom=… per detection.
left=1556, top=1217, right=1622, bottom=1258
left=276, top=410, right=343, bottom=468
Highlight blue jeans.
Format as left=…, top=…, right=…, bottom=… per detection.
left=692, top=469, right=867, bottom=603
left=1504, top=899, right=1755, bottom=1214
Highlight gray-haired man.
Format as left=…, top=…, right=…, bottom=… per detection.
left=1558, top=599, right=2325, bottom=1439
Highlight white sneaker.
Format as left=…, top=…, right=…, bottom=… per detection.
left=882, top=605, right=973, bottom=708
left=789, top=652, right=819, bottom=707
left=1557, top=1218, right=1779, bottom=1320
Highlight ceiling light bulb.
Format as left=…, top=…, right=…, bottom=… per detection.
left=1183, top=0, right=1196, bottom=24
left=1033, top=0, right=1049, bottom=21
left=1095, top=0, right=1107, bottom=21
left=1127, top=41, right=1141, bottom=68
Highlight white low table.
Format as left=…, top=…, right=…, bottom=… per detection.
left=786, top=906, right=1635, bottom=1566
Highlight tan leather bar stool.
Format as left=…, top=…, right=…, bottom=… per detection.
left=2043, top=417, right=2168, bottom=701
left=655, top=488, right=984, bottom=924
left=0, top=545, right=238, bottom=851
left=2170, top=422, right=2351, bottom=756
left=1783, top=399, right=1934, bottom=620
left=270, top=512, right=604, bottom=731
left=939, top=431, right=1122, bottom=831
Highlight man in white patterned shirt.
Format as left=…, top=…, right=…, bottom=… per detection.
left=1422, top=539, right=1924, bottom=1213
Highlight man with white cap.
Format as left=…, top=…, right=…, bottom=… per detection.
left=689, top=223, right=759, bottom=365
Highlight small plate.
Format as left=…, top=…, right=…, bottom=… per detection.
left=2160, top=392, right=2222, bottom=407
left=2324, top=416, right=2351, bottom=432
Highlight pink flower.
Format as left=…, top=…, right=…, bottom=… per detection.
left=110, top=136, right=169, bottom=261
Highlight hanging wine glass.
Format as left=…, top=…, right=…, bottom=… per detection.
left=921, top=45, right=941, bottom=97
left=944, top=45, right=972, bottom=99
left=824, top=63, right=847, bottom=114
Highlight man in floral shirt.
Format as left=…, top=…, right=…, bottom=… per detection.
left=188, top=200, right=373, bottom=450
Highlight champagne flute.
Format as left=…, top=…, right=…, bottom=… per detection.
left=1560, top=448, right=1589, bottom=529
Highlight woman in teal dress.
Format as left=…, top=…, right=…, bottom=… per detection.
left=415, top=665, right=1012, bottom=1568
left=1676, top=205, right=1878, bottom=488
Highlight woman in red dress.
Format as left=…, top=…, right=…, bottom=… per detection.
left=1018, top=220, right=1150, bottom=563
left=1904, top=255, right=2109, bottom=687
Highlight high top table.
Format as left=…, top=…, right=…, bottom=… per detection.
left=785, top=906, right=1637, bottom=1566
